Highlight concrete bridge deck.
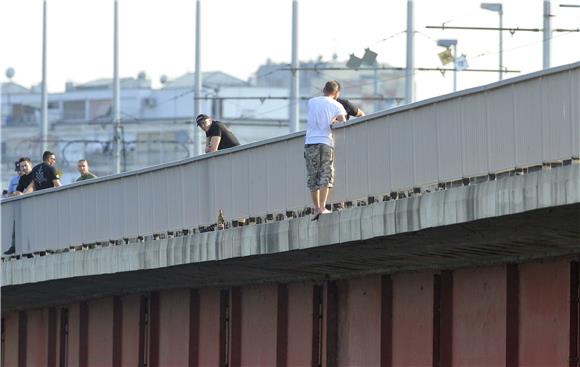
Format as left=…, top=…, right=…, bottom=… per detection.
left=3, top=163, right=579, bottom=311
left=2, top=62, right=579, bottom=255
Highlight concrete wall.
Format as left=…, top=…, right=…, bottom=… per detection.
left=4, top=163, right=579, bottom=291
left=3, top=257, right=579, bottom=367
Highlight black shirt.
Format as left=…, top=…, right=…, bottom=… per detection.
left=15, top=173, right=33, bottom=193
left=31, top=162, right=60, bottom=190
left=206, top=121, right=240, bottom=150
left=337, top=98, right=360, bottom=120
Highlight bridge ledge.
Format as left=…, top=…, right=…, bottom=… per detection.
left=2, top=164, right=578, bottom=289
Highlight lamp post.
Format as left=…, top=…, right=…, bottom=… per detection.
left=543, top=0, right=551, bottom=69
left=437, top=39, right=458, bottom=92
left=289, top=0, right=299, bottom=133
left=113, top=0, right=121, bottom=174
left=405, top=0, right=414, bottom=104
left=481, top=2, right=503, bottom=80
left=41, top=0, right=48, bottom=155
left=193, top=0, right=202, bottom=156
left=4, top=68, right=15, bottom=124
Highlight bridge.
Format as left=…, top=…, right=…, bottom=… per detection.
left=1, top=62, right=579, bottom=366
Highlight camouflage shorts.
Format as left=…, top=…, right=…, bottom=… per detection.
left=304, top=144, right=335, bottom=191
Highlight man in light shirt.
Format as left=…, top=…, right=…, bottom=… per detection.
left=304, top=80, right=347, bottom=220
left=6, top=161, right=21, bottom=196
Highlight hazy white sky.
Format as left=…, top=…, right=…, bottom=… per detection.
left=1, top=0, right=579, bottom=100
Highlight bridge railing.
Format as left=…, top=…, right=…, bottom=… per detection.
left=2, top=62, right=579, bottom=254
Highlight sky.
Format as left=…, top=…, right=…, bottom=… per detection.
left=1, top=0, right=579, bottom=101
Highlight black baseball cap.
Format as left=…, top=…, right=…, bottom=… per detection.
left=196, top=114, right=209, bottom=126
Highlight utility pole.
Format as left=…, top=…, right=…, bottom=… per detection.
left=452, top=45, right=457, bottom=91
left=480, top=3, right=503, bottom=80
left=405, top=0, right=414, bottom=104
left=41, top=0, right=48, bottom=155
left=113, top=0, right=121, bottom=174
left=543, top=0, right=551, bottom=69
left=193, top=0, right=202, bottom=156
left=373, top=65, right=380, bottom=112
left=289, top=0, right=299, bottom=133
left=499, top=5, right=503, bottom=79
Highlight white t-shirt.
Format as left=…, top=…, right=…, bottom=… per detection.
left=305, top=96, right=346, bottom=147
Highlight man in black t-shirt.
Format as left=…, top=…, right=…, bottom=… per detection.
left=195, top=114, right=241, bottom=153
left=12, top=158, right=34, bottom=196
left=24, top=151, right=62, bottom=192
left=337, top=98, right=365, bottom=120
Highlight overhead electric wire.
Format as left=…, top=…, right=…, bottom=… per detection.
left=151, top=25, right=575, bottom=113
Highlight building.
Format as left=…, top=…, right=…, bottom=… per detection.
left=1, top=72, right=290, bottom=187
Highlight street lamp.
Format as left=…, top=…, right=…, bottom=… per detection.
left=4, top=68, right=15, bottom=124
left=437, top=39, right=458, bottom=92
left=481, top=2, right=503, bottom=80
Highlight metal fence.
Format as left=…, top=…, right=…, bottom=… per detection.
left=2, top=62, right=579, bottom=254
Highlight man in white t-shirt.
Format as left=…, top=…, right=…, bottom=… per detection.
left=305, top=80, right=347, bottom=220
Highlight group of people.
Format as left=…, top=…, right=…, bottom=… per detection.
left=193, top=80, right=364, bottom=221
left=2, top=89, right=354, bottom=256
left=5, top=80, right=359, bottom=217
left=4, top=151, right=97, bottom=198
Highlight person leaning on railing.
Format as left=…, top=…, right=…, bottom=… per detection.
left=305, top=80, right=347, bottom=221
left=5, top=160, right=21, bottom=196
left=10, top=157, right=34, bottom=196
left=337, top=97, right=365, bottom=120
left=22, top=151, right=62, bottom=193
left=195, top=114, right=241, bottom=153
left=76, top=159, right=97, bottom=182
